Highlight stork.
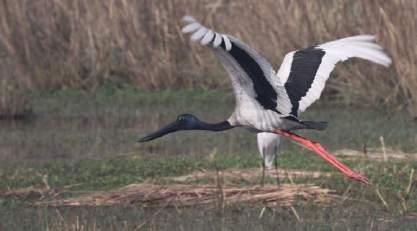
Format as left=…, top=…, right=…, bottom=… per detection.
left=139, top=16, right=392, bottom=184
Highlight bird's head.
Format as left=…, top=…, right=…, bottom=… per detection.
left=138, top=114, right=200, bottom=142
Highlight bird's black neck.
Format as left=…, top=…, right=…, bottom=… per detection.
left=196, top=120, right=233, bottom=132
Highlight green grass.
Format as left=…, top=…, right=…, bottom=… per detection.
left=0, top=152, right=259, bottom=191
left=0, top=148, right=354, bottom=190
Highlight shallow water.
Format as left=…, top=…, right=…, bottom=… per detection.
left=0, top=89, right=416, bottom=166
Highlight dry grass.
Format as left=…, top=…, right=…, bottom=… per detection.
left=0, top=79, right=31, bottom=119
left=1, top=168, right=334, bottom=208
left=41, top=183, right=335, bottom=208
left=0, top=62, right=31, bottom=118
left=0, top=1, right=416, bottom=115
left=335, top=148, right=417, bottom=161
left=165, top=168, right=331, bottom=183
left=0, top=185, right=59, bottom=200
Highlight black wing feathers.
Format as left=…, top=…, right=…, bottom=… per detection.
left=220, top=42, right=279, bottom=113
left=284, top=47, right=325, bottom=116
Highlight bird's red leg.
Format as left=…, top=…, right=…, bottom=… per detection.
left=272, top=129, right=369, bottom=184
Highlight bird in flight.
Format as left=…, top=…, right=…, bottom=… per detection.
left=139, top=16, right=391, bottom=184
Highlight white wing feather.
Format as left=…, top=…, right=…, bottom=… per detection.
left=191, top=27, right=208, bottom=41
left=182, top=16, right=233, bottom=51
left=318, top=35, right=391, bottom=66
left=213, top=33, right=223, bottom=47
left=201, top=30, right=215, bottom=45
left=181, top=22, right=201, bottom=33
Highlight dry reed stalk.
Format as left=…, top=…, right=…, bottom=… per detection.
left=0, top=185, right=59, bottom=200
left=0, top=81, right=31, bottom=119
left=375, top=187, right=389, bottom=210
left=334, top=148, right=417, bottom=161
left=165, top=168, right=331, bottom=183
left=41, top=183, right=335, bottom=207
left=0, top=59, right=31, bottom=118
left=0, top=182, right=81, bottom=200
left=363, top=0, right=417, bottom=117
left=406, top=168, right=414, bottom=195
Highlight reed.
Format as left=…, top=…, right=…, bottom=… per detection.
left=0, top=0, right=415, bottom=116
left=0, top=57, right=31, bottom=119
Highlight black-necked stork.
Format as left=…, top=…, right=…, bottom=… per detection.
left=139, top=16, right=392, bottom=184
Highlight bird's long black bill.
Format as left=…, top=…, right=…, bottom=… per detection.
left=138, top=121, right=179, bottom=142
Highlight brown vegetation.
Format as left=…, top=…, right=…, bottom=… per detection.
left=41, top=183, right=334, bottom=208
left=1, top=168, right=334, bottom=208
left=166, top=168, right=332, bottom=183
left=0, top=70, right=31, bottom=119
left=0, top=1, right=416, bottom=116
left=335, top=148, right=417, bottom=161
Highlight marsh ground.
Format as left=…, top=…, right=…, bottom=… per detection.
left=1, top=88, right=417, bottom=230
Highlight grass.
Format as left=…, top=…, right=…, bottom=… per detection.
left=1, top=151, right=417, bottom=230
left=1, top=203, right=411, bottom=231
left=0, top=152, right=267, bottom=191
left=1, top=150, right=416, bottom=211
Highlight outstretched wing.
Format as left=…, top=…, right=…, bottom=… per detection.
left=182, top=16, right=291, bottom=115
left=276, top=35, right=392, bottom=117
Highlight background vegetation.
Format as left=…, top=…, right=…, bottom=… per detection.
left=0, top=0, right=416, bottom=117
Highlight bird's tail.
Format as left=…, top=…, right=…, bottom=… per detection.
left=301, top=121, right=328, bottom=131
left=283, top=116, right=328, bottom=131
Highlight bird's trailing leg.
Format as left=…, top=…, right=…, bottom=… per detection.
left=261, top=158, right=265, bottom=187
left=272, top=129, right=369, bottom=184
left=274, top=153, right=280, bottom=186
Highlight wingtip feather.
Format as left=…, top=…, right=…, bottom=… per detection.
left=181, top=15, right=232, bottom=51
left=222, top=35, right=232, bottom=51
left=190, top=27, right=208, bottom=41
left=201, top=30, right=215, bottom=45
left=182, top=15, right=196, bottom=23
left=181, top=22, right=201, bottom=33
left=320, top=34, right=392, bottom=67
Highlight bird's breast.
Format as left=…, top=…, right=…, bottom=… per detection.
left=231, top=104, right=283, bottom=131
